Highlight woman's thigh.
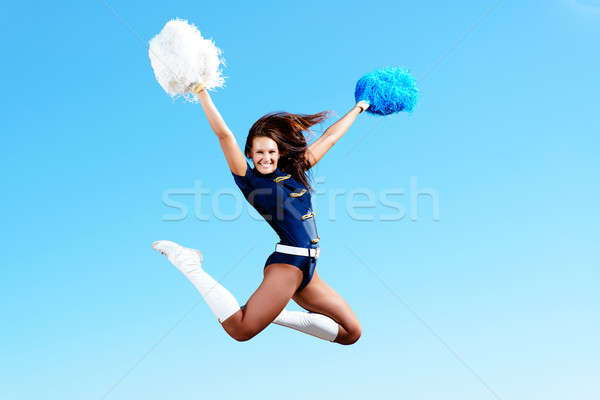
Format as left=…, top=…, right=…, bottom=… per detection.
left=292, top=269, right=361, bottom=335
left=222, top=263, right=303, bottom=340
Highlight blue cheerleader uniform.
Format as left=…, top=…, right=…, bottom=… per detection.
left=232, top=162, right=320, bottom=290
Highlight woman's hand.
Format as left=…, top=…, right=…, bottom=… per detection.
left=190, top=82, right=206, bottom=95
left=355, top=100, right=370, bottom=113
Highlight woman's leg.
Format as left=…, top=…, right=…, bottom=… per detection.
left=153, top=240, right=347, bottom=343
left=153, top=240, right=304, bottom=342
left=292, top=269, right=362, bottom=345
left=221, top=263, right=303, bottom=341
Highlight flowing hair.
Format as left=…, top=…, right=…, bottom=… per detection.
left=245, top=111, right=330, bottom=191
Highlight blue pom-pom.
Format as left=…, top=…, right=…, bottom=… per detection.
left=354, top=67, right=419, bottom=115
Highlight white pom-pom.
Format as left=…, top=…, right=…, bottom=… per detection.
left=148, top=19, right=225, bottom=101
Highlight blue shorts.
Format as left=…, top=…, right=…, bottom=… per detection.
left=264, top=251, right=317, bottom=291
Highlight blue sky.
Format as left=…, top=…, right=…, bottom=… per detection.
left=1, top=1, right=599, bottom=399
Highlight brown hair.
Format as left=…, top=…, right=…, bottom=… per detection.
left=245, top=111, right=330, bottom=191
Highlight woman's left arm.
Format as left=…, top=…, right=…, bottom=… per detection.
left=305, top=101, right=369, bottom=168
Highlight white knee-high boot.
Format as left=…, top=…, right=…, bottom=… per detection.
left=273, top=309, right=339, bottom=342
left=152, top=240, right=240, bottom=323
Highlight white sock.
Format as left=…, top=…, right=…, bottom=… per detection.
left=152, top=240, right=240, bottom=323
left=273, top=309, right=339, bottom=342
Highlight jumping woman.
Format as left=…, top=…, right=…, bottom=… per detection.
left=153, top=82, right=370, bottom=345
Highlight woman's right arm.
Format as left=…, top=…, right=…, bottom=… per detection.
left=192, top=85, right=247, bottom=176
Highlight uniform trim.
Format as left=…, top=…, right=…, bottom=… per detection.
left=273, top=174, right=291, bottom=183
left=311, top=237, right=320, bottom=244
left=301, top=211, right=315, bottom=220
left=289, top=189, right=307, bottom=198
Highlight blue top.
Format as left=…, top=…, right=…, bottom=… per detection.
left=232, top=162, right=320, bottom=248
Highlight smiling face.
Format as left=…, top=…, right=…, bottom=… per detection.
left=249, top=136, right=280, bottom=174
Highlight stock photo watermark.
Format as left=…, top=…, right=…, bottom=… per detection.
left=161, top=176, right=440, bottom=222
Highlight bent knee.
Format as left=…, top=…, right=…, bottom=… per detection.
left=340, top=323, right=362, bottom=345
left=348, top=329, right=362, bottom=344
left=345, top=331, right=362, bottom=345
left=228, top=326, right=260, bottom=342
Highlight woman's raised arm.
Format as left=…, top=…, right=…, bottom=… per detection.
left=192, top=84, right=247, bottom=176
left=305, top=101, right=369, bottom=168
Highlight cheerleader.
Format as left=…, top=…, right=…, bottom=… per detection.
left=149, top=20, right=416, bottom=345
left=153, top=83, right=369, bottom=344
